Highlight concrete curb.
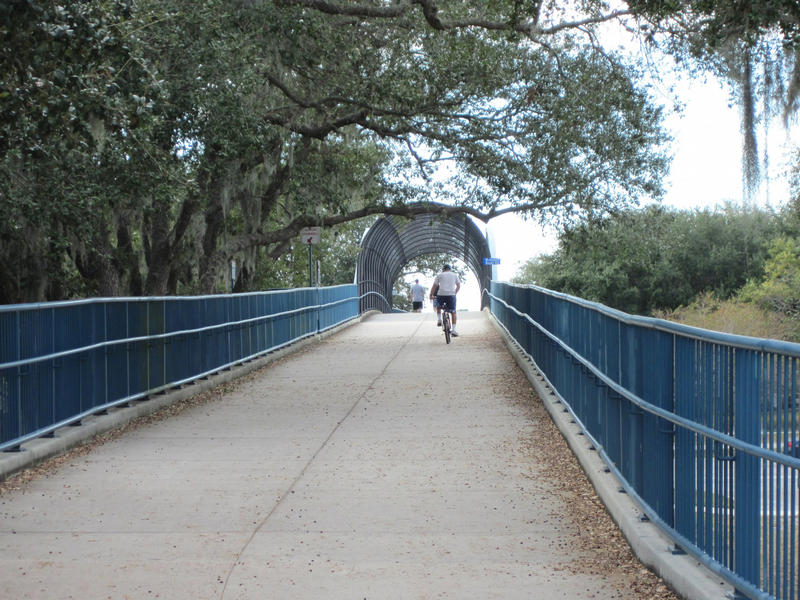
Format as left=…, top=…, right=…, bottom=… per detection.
left=486, top=310, right=733, bottom=600
left=0, top=312, right=374, bottom=482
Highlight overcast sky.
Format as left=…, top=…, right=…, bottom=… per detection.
left=445, top=72, right=799, bottom=311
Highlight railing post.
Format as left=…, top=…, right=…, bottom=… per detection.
left=619, top=324, right=644, bottom=493
left=674, top=336, right=697, bottom=547
left=642, top=328, right=676, bottom=526
left=734, top=348, right=761, bottom=592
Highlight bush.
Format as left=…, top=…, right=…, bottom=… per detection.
left=654, top=292, right=800, bottom=343
left=740, top=237, right=800, bottom=319
left=513, top=204, right=778, bottom=315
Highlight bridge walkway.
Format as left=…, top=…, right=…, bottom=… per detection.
left=1, top=312, right=695, bottom=599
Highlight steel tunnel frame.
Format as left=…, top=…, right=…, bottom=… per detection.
left=356, top=212, right=494, bottom=313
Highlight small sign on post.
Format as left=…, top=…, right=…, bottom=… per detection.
left=299, top=227, right=321, bottom=287
left=482, top=257, right=501, bottom=265
left=299, top=227, right=321, bottom=245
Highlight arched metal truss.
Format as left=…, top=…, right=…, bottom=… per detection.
left=356, top=212, right=493, bottom=313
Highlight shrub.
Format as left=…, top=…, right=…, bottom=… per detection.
left=654, top=291, right=800, bottom=343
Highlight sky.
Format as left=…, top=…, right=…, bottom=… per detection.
left=437, top=72, right=799, bottom=312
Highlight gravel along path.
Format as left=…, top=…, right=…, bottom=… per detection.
left=479, top=331, right=680, bottom=600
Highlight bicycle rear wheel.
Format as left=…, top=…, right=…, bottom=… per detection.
left=443, top=312, right=451, bottom=344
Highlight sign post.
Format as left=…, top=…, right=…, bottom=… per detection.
left=307, top=243, right=312, bottom=287
left=299, top=227, right=322, bottom=286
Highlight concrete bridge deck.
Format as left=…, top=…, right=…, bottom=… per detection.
left=0, top=312, right=724, bottom=599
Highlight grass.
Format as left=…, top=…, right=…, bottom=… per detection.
left=652, top=292, right=800, bottom=344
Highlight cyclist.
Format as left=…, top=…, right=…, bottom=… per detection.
left=430, top=264, right=461, bottom=337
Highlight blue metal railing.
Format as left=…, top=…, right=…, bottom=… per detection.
left=0, top=285, right=359, bottom=452
left=489, top=281, right=800, bottom=600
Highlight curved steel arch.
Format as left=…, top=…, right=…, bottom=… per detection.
left=356, top=212, right=493, bottom=313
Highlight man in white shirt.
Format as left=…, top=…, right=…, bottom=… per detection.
left=430, top=264, right=461, bottom=336
left=410, top=279, right=425, bottom=312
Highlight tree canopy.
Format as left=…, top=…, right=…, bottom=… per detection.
left=1, top=0, right=675, bottom=303
left=7, top=1, right=799, bottom=305
left=512, top=204, right=780, bottom=314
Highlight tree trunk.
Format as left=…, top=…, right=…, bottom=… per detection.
left=115, top=216, right=143, bottom=296
left=143, top=203, right=173, bottom=295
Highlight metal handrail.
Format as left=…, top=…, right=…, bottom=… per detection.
left=0, top=286, right=361, bottom=452
left=509, top=282, right=800, bottom=356
left=359, top=290, right=393, bottom=310
left=0, top=301, right=355, bottom=371
left=486, top=291, right=800, bottom=471
left=486, top=283, right=799, bottom=600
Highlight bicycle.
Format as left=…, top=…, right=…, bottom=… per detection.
left=441, top=308, right=452, bottom=344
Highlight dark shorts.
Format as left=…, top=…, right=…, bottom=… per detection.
left=412, top=301, right=423, bottom=310
left=436, top=295, right=456, bottom=313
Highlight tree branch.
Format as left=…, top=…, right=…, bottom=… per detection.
left=537, top=10, right=632, bottom=35
left=228, top=200, right=548, bottom=254
left=263, top=109, right=369, bottom=138
left=281, top=0, right=632, bottom=37
left=198, top=195, right=558, bottom=290
left=279, top=0, right=413, bottom=19
left=405, top=137, right=431, bottom=178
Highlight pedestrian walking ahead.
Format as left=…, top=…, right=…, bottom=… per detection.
left=410, top=279, right=426, bottom=312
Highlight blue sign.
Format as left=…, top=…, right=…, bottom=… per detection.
left=482, top=257, right=501, bottom=265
